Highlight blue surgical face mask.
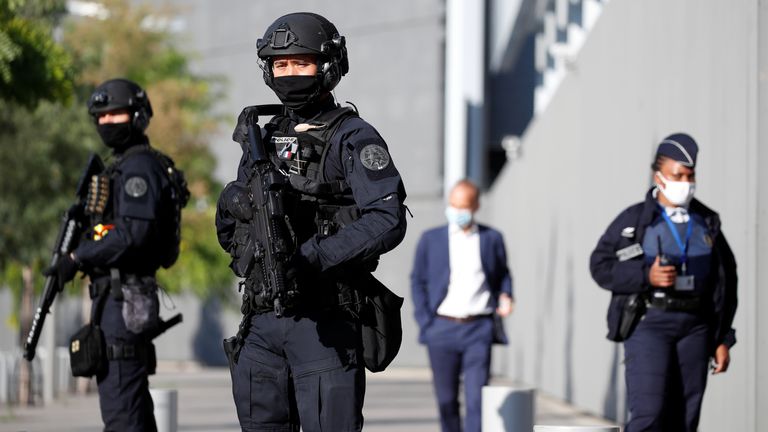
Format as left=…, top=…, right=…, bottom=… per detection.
left=445, top=206, right=473, bottom=228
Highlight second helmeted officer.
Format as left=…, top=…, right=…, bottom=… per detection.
left=46, top=78, right=188, bottom=431
left=216, top=12, right=408, bottom=432
left=590, top=134, right=737, bottom=432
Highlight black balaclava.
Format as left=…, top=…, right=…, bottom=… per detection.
left=271, top=75, right=322, bottom=111
left=96, top=120, right=144, bottom=153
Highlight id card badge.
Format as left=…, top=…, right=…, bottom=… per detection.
left=675, top=275, right=695, bottom=291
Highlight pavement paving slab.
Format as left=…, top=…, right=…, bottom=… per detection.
left=0, top=366, right=617, bottom=432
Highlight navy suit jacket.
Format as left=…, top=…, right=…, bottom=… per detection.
left=410, top=224, right=513, bottom=344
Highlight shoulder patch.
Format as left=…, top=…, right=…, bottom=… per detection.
left=125, top=176, right=148, bottom=198
left=359, top=144, right=391, bottom=171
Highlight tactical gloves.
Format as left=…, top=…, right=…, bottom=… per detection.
left=43, top=254, right=80, bottom=291
left=220, top=181, right=253, bottom=221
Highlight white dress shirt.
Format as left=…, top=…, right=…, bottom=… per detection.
left=436, top=223, right=494, bottom=318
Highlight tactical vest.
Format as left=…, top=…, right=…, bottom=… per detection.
left=269, top=106, right=361, bottom=227
left=239, top=106, right=366, bottom=312
left=85, top=144, right=190, bottom=271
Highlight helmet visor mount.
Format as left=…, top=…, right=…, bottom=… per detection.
left=258, top=27, right=323, bottom=59
left=269, top=28, right=297, bottom=50
left=88, top=90, right=133, bottom=124
left=90, top=91, right=110, bottom=109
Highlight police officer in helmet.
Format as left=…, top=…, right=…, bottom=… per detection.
left=216, top=12, right=408, bottom=432
left=590, top=134, right=737, bottom=431
left=45, top=78, right=187, bottom=431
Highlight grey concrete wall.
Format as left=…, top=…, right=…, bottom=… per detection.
left=756, top=3, right=768, bottom=431
left=482, top=0, right=764, bottom=429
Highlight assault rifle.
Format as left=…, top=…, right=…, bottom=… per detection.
left=244, top=104, right=296, bottom=317
left=23, top=154, right=105, bottom=361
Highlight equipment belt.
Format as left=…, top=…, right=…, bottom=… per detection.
left=106, top=343, right=149, bottom=361
left=646, top=293, right=702, bottom=312
left=436, top=313, right=493, bottom=324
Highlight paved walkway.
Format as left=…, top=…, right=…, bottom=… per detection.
left=0, top=366, right=616, bottom=431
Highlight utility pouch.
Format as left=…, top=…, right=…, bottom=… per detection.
left=70, top=288, right=108, bottom=378
left=69, top=323, right=106, bottom=377
left=617, top=293, right=646, bottom=341
left=122, top=276, right=160, bottom=334
left=223, top=336, right=239, bottom=372
left=358, top=274, right=404, bottom=373
left=223, top=298, right=255, bottom=372
left=229, top=222, right=256, bottom=277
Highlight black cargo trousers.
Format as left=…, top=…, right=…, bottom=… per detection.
left=231, top=306, right=364, bottom=432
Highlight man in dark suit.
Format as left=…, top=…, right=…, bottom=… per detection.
left=411, top=179, right=514, bottom=432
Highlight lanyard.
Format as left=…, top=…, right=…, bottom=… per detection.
left=660, top=209, right=693, bottom=267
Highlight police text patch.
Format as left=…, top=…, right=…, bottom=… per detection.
left=125, top=176, right=148, bottom=198
left=359, top=144, right=391, bottom=171
left=616, top=243, right=644, bottom=262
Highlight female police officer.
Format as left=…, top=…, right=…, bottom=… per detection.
left=215, top=12, right=408, bottom=432
left=590, top=133, right=737, bottom=432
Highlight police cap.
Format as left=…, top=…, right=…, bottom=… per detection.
left=656, top=133, right=698, bottom=168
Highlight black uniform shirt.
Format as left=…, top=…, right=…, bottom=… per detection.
left=75, top=143, right=170, bottom=275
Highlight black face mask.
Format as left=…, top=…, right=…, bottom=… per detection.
left=96, top=122, right=137, bottom=152
left=270, top=76, right=321, bottom=110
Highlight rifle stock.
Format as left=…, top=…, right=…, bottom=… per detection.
left=147, top=313, right=183, bottom=340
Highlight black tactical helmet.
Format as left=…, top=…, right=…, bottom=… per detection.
left=257, top=12, right=349, bottom=92
left=87, top=78, right=153, bottom=130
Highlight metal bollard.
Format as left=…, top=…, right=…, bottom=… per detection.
left=0, top=352, right=8, bottom=404
left=55, top=347, right=72, bottom=396
left=482, top=385, right=535, bottom=432
left=534, top=426, right=621, bottom=431
left=150, top=388, right=178, bottom=432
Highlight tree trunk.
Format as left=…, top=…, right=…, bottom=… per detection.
left=18, top=265, right=34, bottom=406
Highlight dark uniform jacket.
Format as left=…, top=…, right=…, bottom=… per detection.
left=216, top=100, right=407, bottom=279
left=75, top=140, right=171, bottom=276
left=589, top=189, right=737, bottom=351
